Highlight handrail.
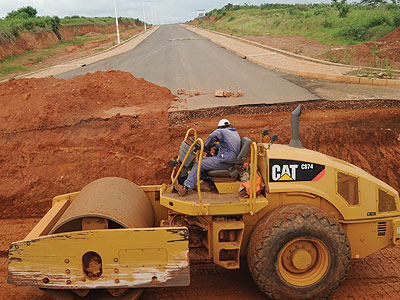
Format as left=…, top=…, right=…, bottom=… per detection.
left=196, top=139, right=205, bottom=206
left=171, top=137, right=205, bottom=206
left=184, top=128, right=197, bottom=142
left=249, top=142, right=258, bottom=215
left=185, top=128, right=200, bottom=162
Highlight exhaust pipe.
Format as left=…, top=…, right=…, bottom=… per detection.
left=289, top=104, right=303, bottom=148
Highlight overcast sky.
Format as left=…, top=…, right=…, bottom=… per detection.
left=0, top=0, right=325, bottom=24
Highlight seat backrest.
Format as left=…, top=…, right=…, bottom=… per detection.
left=207, top=137, right=252, bottom=178
left=179, top=141, right=196, bottom=168
left=237, top=137, right=252, bottom=163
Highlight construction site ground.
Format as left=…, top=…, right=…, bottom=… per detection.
left=1, top=70, right=400, bottom=299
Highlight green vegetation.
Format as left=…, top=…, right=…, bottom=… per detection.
left=0, top=48, right=57, bottom=76
left=346, top=66, right=394, bottom=78
left=0, top=25, right=138, bottom=77
left=0, top=6, right=61, bottom=42
left=0, top=6, right=146, bottom=77
left=201, top=3, right=400, bottom=45
left=0, top=6, right=144, bottom=45
left=60, top=16, right=144, bottom=27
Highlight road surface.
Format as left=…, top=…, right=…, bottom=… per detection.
left=58, top=24, right=319, bottom=110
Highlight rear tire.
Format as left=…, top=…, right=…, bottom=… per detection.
left=247, top=204, right=350, bottom=300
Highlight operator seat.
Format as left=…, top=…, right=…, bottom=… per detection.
left=207, top=137, right=252, bottom=178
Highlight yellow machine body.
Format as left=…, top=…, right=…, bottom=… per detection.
left=8, top=227, right=189, bottom=289
left=263, top=143, right=400, bottom=258
left=8, top=182, right=190, bottom=292
left=7, top=121, right=400, bottom=299
left=161, top=136, right=400, bottom=266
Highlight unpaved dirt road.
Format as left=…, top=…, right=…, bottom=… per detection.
left=1, top=71, right=400, bottom=300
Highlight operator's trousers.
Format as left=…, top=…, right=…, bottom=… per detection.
left=184, top=153, right=235, bottom=190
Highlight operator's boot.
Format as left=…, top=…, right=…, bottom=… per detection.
left=174, top=183, right=187, bottom=197
left=195, top=181, right=211, bottom=192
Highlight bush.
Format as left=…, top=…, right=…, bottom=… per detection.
left=338, top=24, right=367, bottom=41
left=393, top=13, right=400, bottom=27
left=314, top=8, right=326, bottom=15
left=6, top=6, right=37, bottom=19
left=288, top=7, right=298, bottom=15
left=22, top=19, right=35, bottom=30
left=323, top=19, right=333, bottom=27
left=365, top=15, right=390, bottom=27
left=332, top=0, right=350, bottom=18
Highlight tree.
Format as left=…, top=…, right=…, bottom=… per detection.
left=332, top=0, right=350, bottom=18
left=6, top=6, right=38, bottom=19
left=223, top=3, right=234, bottom=10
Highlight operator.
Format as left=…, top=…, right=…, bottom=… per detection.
left=174, top=119, right=241, bottom=197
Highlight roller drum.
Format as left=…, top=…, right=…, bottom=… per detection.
left=50, top=177, right=154, bottom=234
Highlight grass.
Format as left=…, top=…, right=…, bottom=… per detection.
left=346, top=67, right=394, bottom=78
left=60, top=16, right=143, bottom=27
left=0, top=8, right=144, bottom=44
left=0, top=63, right=27, bottom=75
left=0, top=25, right=140, bottom=78
left=200, top=4, right=400, bottom=46
left=325, top=48, right=355, bottom=64
left=0, top=49, right=57, bottom=76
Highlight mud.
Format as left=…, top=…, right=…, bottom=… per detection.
left=0, top=70, right=400, bottom=299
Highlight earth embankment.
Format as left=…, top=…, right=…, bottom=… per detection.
left=0, top=22, right=136, bottom=61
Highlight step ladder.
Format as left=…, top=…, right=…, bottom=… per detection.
left=212, top=219, right=245, bottom=269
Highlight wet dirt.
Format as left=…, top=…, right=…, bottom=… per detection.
left=1, top=70, right=400, bottom=299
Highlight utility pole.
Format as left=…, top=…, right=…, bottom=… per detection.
left=142, top=0, right=147, bottom=31
left=151, top=5, right=154, bottom=26
left=113, top=0, right=120, bottom=44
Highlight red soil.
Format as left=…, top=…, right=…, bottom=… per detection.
left=0, top=71, right=400, bottom=300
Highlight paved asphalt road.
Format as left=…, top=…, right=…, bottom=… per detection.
left=59, top=24, right=319, bottom=110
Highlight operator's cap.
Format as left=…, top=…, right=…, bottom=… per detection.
left=218, top=119, right=230, bottom=127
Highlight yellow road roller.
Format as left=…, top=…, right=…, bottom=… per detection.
left=8, top=105, right=400, bottom=300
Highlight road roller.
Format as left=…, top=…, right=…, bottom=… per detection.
left=8, top=105, right=400, bottom=300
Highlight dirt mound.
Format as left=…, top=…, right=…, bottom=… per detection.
left=379, top=27, right=400, bottom=44
left=0, top=70, right=172, bottom=132
left=377, top=27, right=400, bottom=64
left=0, top=70, right=176, bottom=218
left=329, top=27, right=400, bottom=69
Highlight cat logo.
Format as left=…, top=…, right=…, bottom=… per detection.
left=271, top=164, right=298, bottom=181
left=269, top=159, right=326, bottom=182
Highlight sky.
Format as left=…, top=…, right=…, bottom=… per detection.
left=0, top=0, right=324, bottom=25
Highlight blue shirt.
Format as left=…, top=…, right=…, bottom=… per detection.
left=204, top=127, right=240, bottom=159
